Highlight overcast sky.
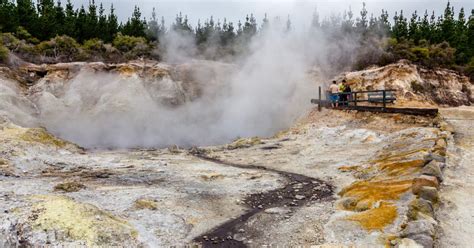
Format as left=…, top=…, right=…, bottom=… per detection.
left=68, top=0, right=474, bottom=29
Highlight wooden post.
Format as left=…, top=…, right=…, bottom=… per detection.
left=382, top=90, right=386, bottom=110
left=318, top=86, right=322, bottom=112
left=354, top=92, right=357, bottom=106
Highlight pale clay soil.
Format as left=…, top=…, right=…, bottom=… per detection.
left=437, top=107, right=474, bottom=248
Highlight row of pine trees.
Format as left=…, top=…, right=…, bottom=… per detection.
left=0, top=0, right=145, bottom=42
left=0, top=0, right=473, bottom=69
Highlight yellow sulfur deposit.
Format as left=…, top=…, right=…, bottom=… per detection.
left=30, top=195, right=137, bottom=245
left=134, top=198, right=158, bottom=210
left=346, top=203, right=398, bottom=231
left=376, top=159, right=426, bottom=177
left=339, top=180, right=412, bottom=211
left=19, top=128, right=68, bottom=148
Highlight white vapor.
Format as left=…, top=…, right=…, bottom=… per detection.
left=30, top=21, right=356, bottom=149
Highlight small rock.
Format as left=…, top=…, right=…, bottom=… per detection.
left=439, top=122, right=454, bottom=133
left=421, top=161, right=443, bottom=182
left=409, top=234, right=434, bottom=248
left=396, top=238, right=423, bottom=248
left=435, top=138, right=447, bottom=149
left=412, top=175, right=439, bottom=195
left=238, top=229, right=245, bottom=233
left=407, top=198, right=434, bottom=220
left=401, top=220, right=436, bottom=237
left=339, top=197, right=357, bottom=210
left=293, top=183, right=303, bottom=189
left=355, top=199, right=371, bottom=211
left=424, top=153, right=446, bottom=163
left=418, top=186, right=439, bottom=203
left=264, top=207, right=291, bottom=215
left=295, top=195, right=305, bottom=200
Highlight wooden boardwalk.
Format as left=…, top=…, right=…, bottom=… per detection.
left=311, top=88, right=438, bottom=117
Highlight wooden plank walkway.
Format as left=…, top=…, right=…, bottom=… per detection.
left=311, top=88, right=438, bottom=117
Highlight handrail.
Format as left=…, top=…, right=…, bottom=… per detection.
left=315, top=87, right=397, bottom=110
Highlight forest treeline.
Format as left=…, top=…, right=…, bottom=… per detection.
left=0, top=0, right=473, bottom=78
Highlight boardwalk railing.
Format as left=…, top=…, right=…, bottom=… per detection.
left=310, top=87, right=438, bottom=116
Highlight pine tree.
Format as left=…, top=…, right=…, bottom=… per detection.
left=341, top=7, right=354, bottom=34
left=261, top=13, right=269, bottom=31
left=408, top=11, right=420, bottom=42
left=286, top=15, right=292, bottom=32
left=85, top=0, right=98, bottom=39
left=392, top=11, right=408, bottom=40
left=37, top=0, right=57, bottom=40
left=441, top=1, right=456, bottom=44
left=16, top=0, right=37, bottom=35
left=311, top=7, right=320, bottom=30
left=75, top=5, right=87, bottom=42
left=356, top=2, right=368, bottom=35
left=63, top=0, right=75, bottom=37
left=54, top=1, right=65, bottom=35
left=0, top=0, right=19, bottom=32
left=419, top=10, right=431, bottom=41
left=122, top=6, right=146, bottom=37
left=378, top=9, right=391, bottom=37
left=96, top=3, right=107, bottom=41
left=466, top=10, right=474, bottom=59
left=106, top=4, right=119, bottom=42
left=146, top=7, right=160, bottom=41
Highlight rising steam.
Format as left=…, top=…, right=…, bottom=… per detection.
left=24, top=19, right=361, bottom=149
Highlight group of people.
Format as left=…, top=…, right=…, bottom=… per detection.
left=328, top=80, right=352, bottom=108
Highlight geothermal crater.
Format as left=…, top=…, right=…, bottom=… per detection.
left=0, top=60, right=473, bottom=247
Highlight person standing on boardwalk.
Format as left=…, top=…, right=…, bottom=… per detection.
left=340, top=79, right=352, bottom=106
left=328, top=81, right=340, bottom=108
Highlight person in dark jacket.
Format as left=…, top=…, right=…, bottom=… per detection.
left=339, top=80, right=352, bottom=106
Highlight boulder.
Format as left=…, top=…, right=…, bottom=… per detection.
left=407, top=198, right=434, bottom=220
left=418, top=186, right=439, bottom=203
left=421, top=161, right=443, bottom=182
left=439, top=122, right=455, bottom=133
left=401, top=220, right=435, bottom=237
left=412, top=175, right=439, bottom=195
left=424, top=152, right=446, bottom=163
left=408, top=234, right=434, bottom=248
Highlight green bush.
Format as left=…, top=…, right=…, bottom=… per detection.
left=113, top=33, right=150, bottom=54
left=0, top=43, right=9, bottom=63
left=0, top=33, right=20, bottom=50
left=83, top=38, right=105, bottom=53
left=410, top=47, right=430, bottom=62
left=466, top=57, right=474, bottom=81
left=15, top=26, right=39, bottom=44
left=36, top=35, right=80, bottom=60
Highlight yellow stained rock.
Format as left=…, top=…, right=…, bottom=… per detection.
left=19, top=128, right=68, bottom=148
left=346, top=203, right=398, bottom=231
left=31, top=195, right=137, bottom=246
left=200, top=172, right=224, bottom=181
left=54, top=181, right=86, bottom=192
left=134, top=198, right=158, bottom=210
left=339, top=180, right=412, bottom=210
left=227, top=137, right=263, bottom=150
left=338, top=165, right=360, bottom=172
left=377, top=159, right=426, bottom=177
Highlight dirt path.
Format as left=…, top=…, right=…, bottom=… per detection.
left=438, top=107, right=474, bottom=247
left=190, top=152, right=334, bottom=247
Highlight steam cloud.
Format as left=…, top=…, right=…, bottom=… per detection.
left=30, top=19, right=359, bottom=149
